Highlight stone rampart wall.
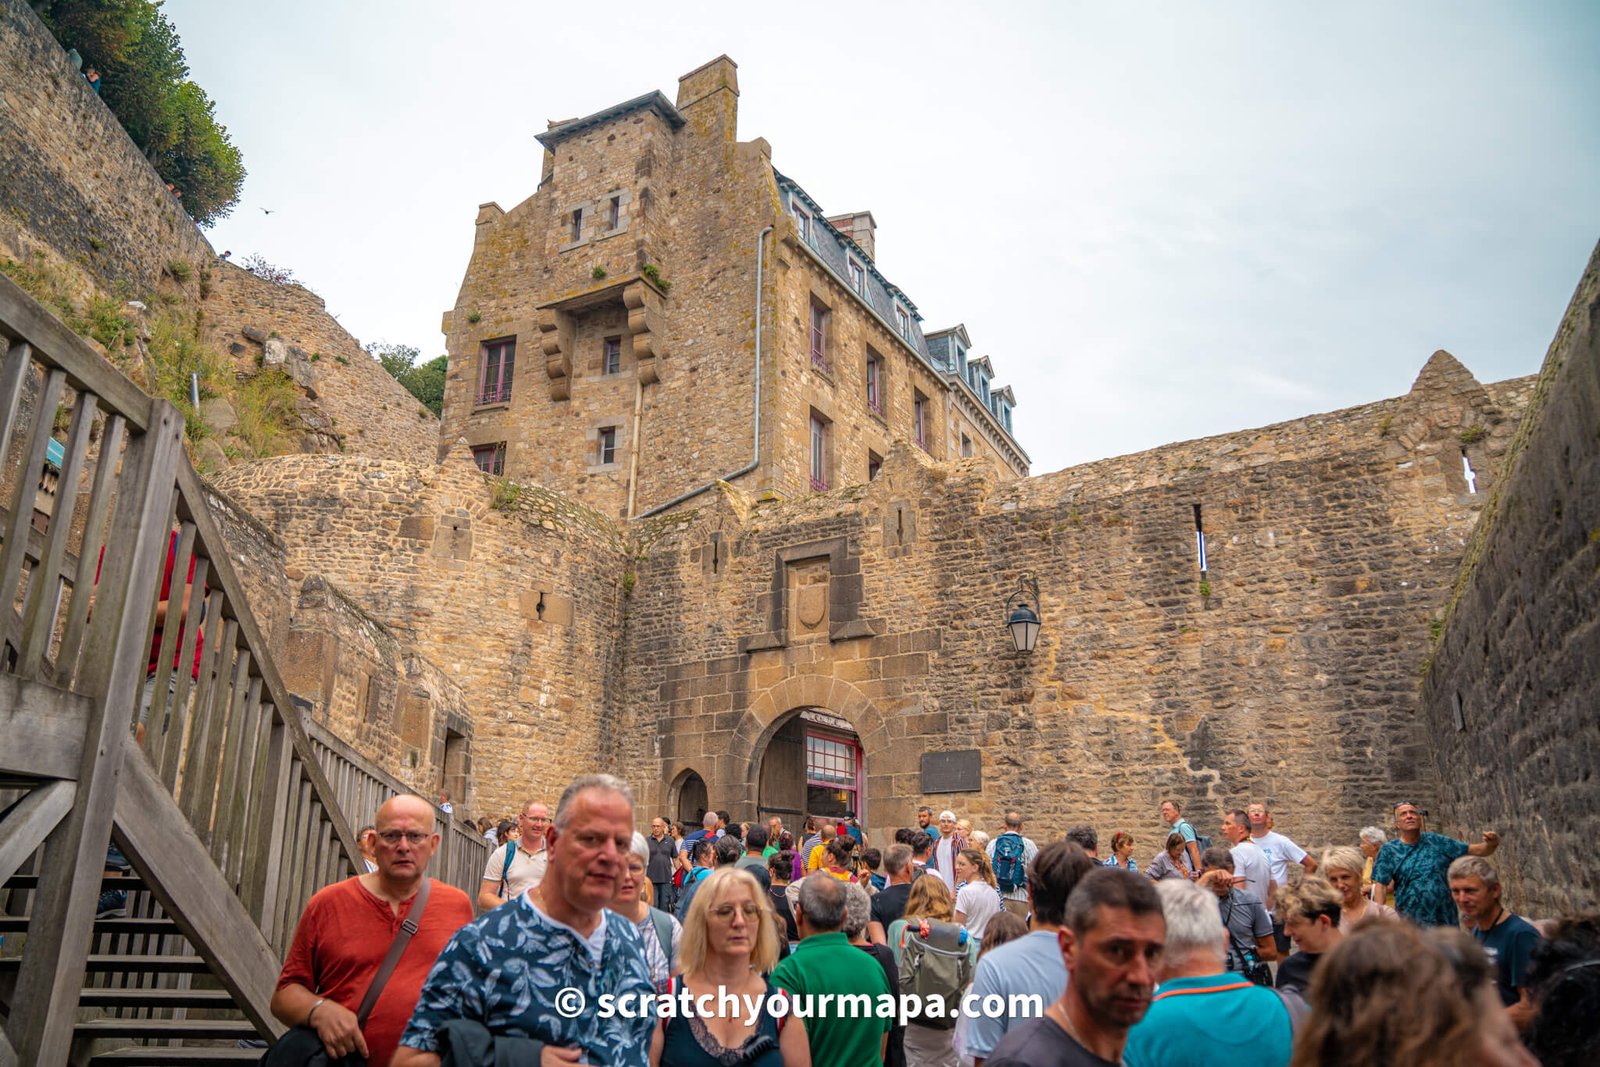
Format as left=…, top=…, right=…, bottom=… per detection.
left=1422, top=242, right=1600, bottom=917
left=622, top=355, right=1533, bottom=856
left=0, top=0, right=212, bottom=296
left=208, top=449, right=630, bottom=820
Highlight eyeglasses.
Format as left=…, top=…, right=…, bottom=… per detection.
left=709, top=903, right=763, bottom=921
left=376, top=830, right=430, bottom=846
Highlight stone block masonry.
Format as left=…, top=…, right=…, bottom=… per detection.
left=1423, top=240, right=1600, bottom=917
left=621, top=354, right=1534, bottom=856
left=209, top=446, right=631, bottom=821
left=0, top=0, right=211, bottom=297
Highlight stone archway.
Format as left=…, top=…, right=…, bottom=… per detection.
left=757, top=709, right=865, bottom=828
left=670, top=768, right=708, bottom=828
left=738, top=674, right=892, bottom=839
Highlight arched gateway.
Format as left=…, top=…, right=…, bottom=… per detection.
left=756, top=708, right=865, bottom=828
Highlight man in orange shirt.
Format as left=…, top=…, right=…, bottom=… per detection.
left=271, top=794, right=472, bottom=1065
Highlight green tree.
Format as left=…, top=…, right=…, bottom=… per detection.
left=36, top=0, right=245, bottom=225
left=368, top=343, right=445, bottom=416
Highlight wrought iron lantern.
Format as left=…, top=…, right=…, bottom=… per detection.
left=1005, top=573, right=1042, bottom=653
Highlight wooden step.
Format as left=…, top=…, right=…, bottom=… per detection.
left=89, top=1048, right=267, bottom=1064
left=0, top=915, right=179, bottom=935
left=0, top=954, right=209, bottom=975
left=2, top=873, right=148, bottom=892
left=76, top=1017, right=261, bottom=1041
left=80, top=987, right=236, bottom=1010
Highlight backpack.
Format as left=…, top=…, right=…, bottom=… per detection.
left=1176, top=820, right=1212, bottom=864
left=897, top=919, right=971, bottom=1031
left=991, top=833, right=1027, bottom=893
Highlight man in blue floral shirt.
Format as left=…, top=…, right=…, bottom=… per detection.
left=394, top=774, right=654, bottom=1066
left=1370, top=802, right=1500, bottom=927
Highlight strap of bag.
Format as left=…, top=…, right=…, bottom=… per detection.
left=498, top=840, right=517, bottom=897
left=354, top=876, right=431, bottom=1025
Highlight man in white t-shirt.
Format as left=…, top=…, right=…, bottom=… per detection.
left=931, top=809, right=967, bottom=892
left=1220, top=809, right=1274, bottom=908
left=477, top=800, right=549, bottom=911
left=1247, top=801, right=1317, bottom=954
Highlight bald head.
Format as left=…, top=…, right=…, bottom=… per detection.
left=376, top=794, right=435, bottom=828
left=370, top=794, right=438, bottom=887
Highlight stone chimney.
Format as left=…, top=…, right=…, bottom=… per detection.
left=827, top=211, right=877, bottom=261
left=676, top=56, right=739, bottom=142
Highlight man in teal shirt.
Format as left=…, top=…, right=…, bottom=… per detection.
left=772, top=874, right=890, bottom=1066
left=1125, top=879, right=1293, bottom=1067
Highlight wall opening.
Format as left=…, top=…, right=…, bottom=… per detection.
left=1461, top=451, right=1478, bottom=494
left=757, top=708, right=863, bottom=829
left=676, top=770, right=708, bottom=827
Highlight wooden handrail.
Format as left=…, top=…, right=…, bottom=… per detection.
left=0, top=266, right=379, bottom=1052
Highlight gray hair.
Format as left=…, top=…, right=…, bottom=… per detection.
left=1447, top=855, right=1500, bottom=888
left=702, top=810, right=719, bottom=829
left=884, top=843, right=912, bottom=876
left=843, top=882, right=872, bottom=937
left=630, top=831, right=650, bottom=867
left=1359, top=826, right=1388, bottom=847
left=1321, top=845, right=1366, bottom=879
left=553, top=774, right=634, bottom=831
left=1156, top=878, right=1226, bottom=965
left=796, top=873, right=848, bottom=932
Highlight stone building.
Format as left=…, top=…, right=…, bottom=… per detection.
left=3, top=0, right=1596, bottom=914
left=437, top=57, right=1028, bottom=521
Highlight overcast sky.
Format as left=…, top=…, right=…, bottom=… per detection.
left=167, top=1, right=1599, bottom=473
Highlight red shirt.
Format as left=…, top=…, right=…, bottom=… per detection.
left=276, top=876, right=472, bottom=1067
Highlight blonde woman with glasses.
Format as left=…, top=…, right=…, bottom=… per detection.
left=652, top=867, right=810, bottom=1067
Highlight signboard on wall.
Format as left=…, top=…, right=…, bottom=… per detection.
left=921, top=750, right=981, bottom=794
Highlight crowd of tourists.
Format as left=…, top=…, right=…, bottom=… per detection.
left=272, top=781, right=1596, bottom=1066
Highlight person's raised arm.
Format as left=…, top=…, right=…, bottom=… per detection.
left=1467, top=831, right=1500, bottom=857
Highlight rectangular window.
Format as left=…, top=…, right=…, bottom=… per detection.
left=805, top=729, right=860, bottom=819
left=809, top=298, right=829, bottom=371
left=476, top=338, right=516, bottom=406
left=913, top=391, right=928, bottom=450
left=961, top=433, right=973, bottom=458
left=868, top=451, right=882, bottom=481
left=471, top=442, right=505, bottom=476
left=598, top=426, right=618, bottom=465
left=608, top=195, right=622, bottom=230
left=865, top=353, right=882, bottom=414
left=955, top=344, right=967, bottom=379
left=603, top=337, right=622, bottom=375
left=809, top=411, right=829, bottom=491
left=895, top=305, right=909, bottom=339
left=569, top=208, right=583, bottom=242
left=793, top=204, right=811, bottom=243
left=848, top=259, right=865, bottom=296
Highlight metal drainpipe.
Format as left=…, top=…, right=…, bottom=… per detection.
left=638, top=224, right=773, bottom=518
left=625, top=376, right=644, bottom=517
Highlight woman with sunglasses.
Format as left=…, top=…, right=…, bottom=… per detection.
left=653, top=866, right=811, bottom=1066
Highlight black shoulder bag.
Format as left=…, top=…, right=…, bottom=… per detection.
left=262, top=877, right=433, bottom=1066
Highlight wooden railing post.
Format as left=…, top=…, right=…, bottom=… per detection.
left=6, top=400, right=183, bottom=1066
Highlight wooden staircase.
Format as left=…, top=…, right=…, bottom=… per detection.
left=0, top=272, right=479, bottom=1065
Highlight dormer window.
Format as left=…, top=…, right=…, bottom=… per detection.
left=895, top=305, right=909, bottom=339
left=792, top=203, right=811, bottom=243
left=848, top=259, right=865, bottom=296
left=955, top=344, right=967, bottom=378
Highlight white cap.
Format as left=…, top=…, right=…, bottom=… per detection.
left=939, top=810, right=957, bottom=821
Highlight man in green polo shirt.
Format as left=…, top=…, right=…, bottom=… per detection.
left=772, top=873, right=891, bottom=1066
